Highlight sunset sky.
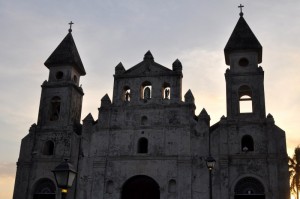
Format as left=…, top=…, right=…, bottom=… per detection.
left=1, top=1, right=300, bottom=198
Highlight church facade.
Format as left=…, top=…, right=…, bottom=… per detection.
left=13, top=11, right=290, bottom=199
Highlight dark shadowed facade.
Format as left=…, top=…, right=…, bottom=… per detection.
left=13, top=12, right=290, bottom=199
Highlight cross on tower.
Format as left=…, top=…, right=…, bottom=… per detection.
left=68, top=21, right=74, bottom=33
left=238, top=4, right=244, bottom=16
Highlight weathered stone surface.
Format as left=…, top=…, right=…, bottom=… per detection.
left=13, top=14, right=289, bottom=199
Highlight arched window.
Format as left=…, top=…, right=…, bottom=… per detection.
left=123, top=86, right=131, bottom=102
left=141, top=81, right=152, bottom=100
left=162, top=82, right=171, bottom=99
left=43, top=140, right=55, bottom=155
left=33, top=178, right=56, bottom=199
left=141, top=116, right=148, bottom=125
left=144, top=87, right=151, bottom=99
left=168, top=179, right=176, bottom=193
left=106, top=180, right=114, bottom=194
left=138, top=137, right=148, bottom=153
left=241, top=135, right=254, bottom=152
left=234, top=177, right=265, bottom=199
left=50, top=96, right=61, bottom=121
left=238, top=85, right=252, bottom=113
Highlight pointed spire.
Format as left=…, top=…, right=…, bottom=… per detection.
left=83, top=113, right=94, bottom=123
left=115, top=62, right=125, bottom=75
left=198, top=108, right=210, bottom=125
left=44, top=25, right=86, bottom=75
left=266, top=113, right=274, bottom=123
left=101, top=94, right=111, bottom=107
left=199, top=108, right=210, bottom=119
left=144, top=50, right=154, bottom=61
left=224, top=12, right=262, bottom=65
left=172, top=59, right=182, bottom=72
left=184, top=89, right=194, bottom=103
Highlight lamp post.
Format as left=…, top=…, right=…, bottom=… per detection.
left=52, top=159, right=77, bottom=199
left=206, top=156, right=216, bottom=199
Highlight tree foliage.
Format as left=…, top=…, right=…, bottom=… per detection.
left=289, top=146, right=300, bottom=199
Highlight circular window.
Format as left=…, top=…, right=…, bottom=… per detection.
left=239, top=58, right=249, bottom=67
left=55, top=71, right=64, bottom=79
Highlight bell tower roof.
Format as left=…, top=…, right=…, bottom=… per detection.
left=224, top=12, right=262, bottom=65
left=44, top=24, right=86, bottom=75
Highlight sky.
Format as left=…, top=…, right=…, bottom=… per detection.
left=1, top=0, right=300, bottom=198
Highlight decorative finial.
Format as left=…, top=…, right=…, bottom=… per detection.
left=238, top=4, right=244, bottom=17
left=68, top=21, right=74, bottom=33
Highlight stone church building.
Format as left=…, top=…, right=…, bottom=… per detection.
left=13, top=11, right=290, bottom=199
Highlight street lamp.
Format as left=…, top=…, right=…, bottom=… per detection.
left=206, top=156, right=216, bottom=199
left=52, top=159, right=77, bottom=199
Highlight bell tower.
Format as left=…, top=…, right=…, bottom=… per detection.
left=37, top=23, right=86, bottom=128
left=224, top=9, right=265, bottom=120
left=13, top=23, right=86, bottom=199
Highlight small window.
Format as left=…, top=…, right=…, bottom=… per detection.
left=241, top=135, right=254, bottom=152
left=138, top=137, right=148, bottom=153
left=141, top=81, right=152, bottom=100
left=164, top=88, right=170, bottom=99
left=106, top=180, right=114, bottom=194
left=162, top=82, right=171, bottom=99
left=141, top=116, right=148, bottom=125
left=43, top=140, right=54, bottom=155
left=55, top=71, right=64, bottom=80
left=49, top=96, right=61, bottom=121
left=123, top=86, right=131, bottom=102
left=238, top=85, right=252, bottom=113
left=168, top=179, right=176, bottom=193
left=144, top=87, right=151, bottom=99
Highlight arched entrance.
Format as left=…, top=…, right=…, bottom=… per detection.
left=121, top=175, right=160, bottom=199
left=33, top=178, right=56, bottom=199
left=234, top=177, right=265, bottom=199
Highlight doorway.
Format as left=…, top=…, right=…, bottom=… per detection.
left=235, top=195, right=265, bottom=199
left=33, top=179, right=56, bottom=199
left=121, top=175, right=160, bottom=199
left=234, top=177, right=265, bottom=199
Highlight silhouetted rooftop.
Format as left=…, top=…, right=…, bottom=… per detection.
left=224, top=15, right=262, bottom=64
left=44, top=32, right=86, bottom=75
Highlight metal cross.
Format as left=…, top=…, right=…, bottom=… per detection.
left=69, top=21, right=74, bottom=30
left=238, top=4, right=244, bottom=13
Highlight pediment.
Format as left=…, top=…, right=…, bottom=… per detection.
left=123, top=60, right=174, bottom=77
